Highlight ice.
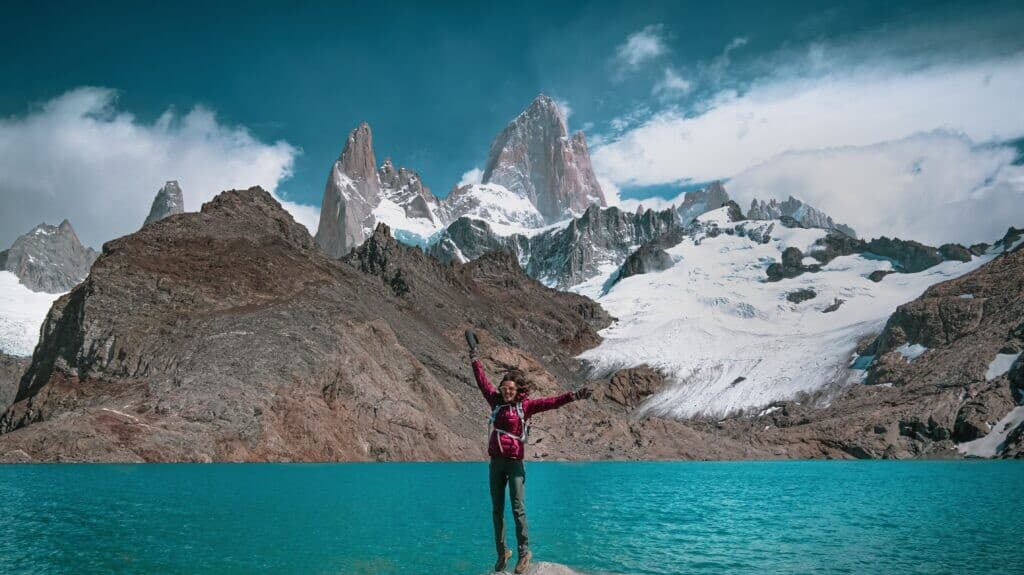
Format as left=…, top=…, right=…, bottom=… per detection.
left=957, top=406, right=1024, bottom=457
left=371, top=198, right=444, bottom=246
left=0, top=271, right=63, bottom=356
left=446, top=183, right=546, bottom=234
left=895, top=343, right=928, bottom=362
left=986, top=352, right=1020, bottom=381
left=576, top=214, right=992, bottom=417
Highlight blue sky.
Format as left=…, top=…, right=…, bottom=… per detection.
left=2, top=0, right=1023, bottom=247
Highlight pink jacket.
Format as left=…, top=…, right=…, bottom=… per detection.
left=473, top=359, right=575, bottom=460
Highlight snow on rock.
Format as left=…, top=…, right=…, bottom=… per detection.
left=444, top=183, right=547, bottom=235
left=957, top=406, right=1024, bottom=457
left=895, top=343, right=929, bottom=362
left=0, top=271, right=62, bottom=356
left=576, top=208, right=992, bottom=417
left=986, top=352, right=1021, bottom=381
left=371, top=198, right=443, bottom=248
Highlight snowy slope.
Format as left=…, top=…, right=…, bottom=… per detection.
left=575, top=208, right=992, bottom=417
left=371, top=198, right=445, bottom=248
left=0, top=271, right=62, bottom=356
left=443, top=183, right=546, bottom=235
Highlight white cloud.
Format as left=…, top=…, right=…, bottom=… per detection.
left=592, top=54, right=1024, bottom=243
left=728, top=133, right=1023, bottom=245
left=613, top=188, right=689, bottom=214
left=652, top=68, right=692, bottom=100
left=457, top=167, right=483, bottom=187
left=0, top=87, right=310, bottom=248
left=554, top=98, right=573, bottom=127
left=613, top=25, right=668, bottom=75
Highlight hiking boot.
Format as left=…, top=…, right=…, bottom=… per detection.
left=494, top=547, right=512, bottom=572
left=513, top=549, right=532, bottom=574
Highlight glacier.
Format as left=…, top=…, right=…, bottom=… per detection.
left=574, top=207, right=992, bottom=417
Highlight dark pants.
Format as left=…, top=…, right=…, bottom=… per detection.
left=489, top=456, right=528, bottom=554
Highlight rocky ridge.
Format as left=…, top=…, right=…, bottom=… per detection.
left=748, top=196, right=857, bottom=238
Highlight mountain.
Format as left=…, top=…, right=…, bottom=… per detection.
left=315, top=123, right=383, bottom=257
left=1, top=187, right=1018, bottom=461
left=677, top=181, right=731, bottom=224
left=431, top=205, right=678, bottom=289
left=315, top=123, right=446, bottom=255
left=0, top=187, right=741, bottom=462
left=748, top=196, right=857, bottom=238
left=481, top=94, right=606, bottom=222
left=577, top=205, right=997, bottom=418
left=707, top=234, right=1024, bottom=459
left=0, top=220, right=97, bottom=293
left=144, top=181, right=185, bottom=225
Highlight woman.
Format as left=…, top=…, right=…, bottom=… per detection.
left=466, top=330, right=592, bottom=574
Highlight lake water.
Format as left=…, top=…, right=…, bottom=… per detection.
left=1, top=461, right=1021, bottom=574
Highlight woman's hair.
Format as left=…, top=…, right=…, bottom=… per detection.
left=499, top=369, right=530, bottom=399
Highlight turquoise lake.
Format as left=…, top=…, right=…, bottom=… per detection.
left=1, top=461, right=1021, bottom=574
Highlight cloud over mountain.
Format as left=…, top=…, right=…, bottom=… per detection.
left=593, top=52, right=1024, bottom=244
left=0, top=87, right=311, bottom=248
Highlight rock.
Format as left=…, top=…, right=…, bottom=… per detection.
left=993, top=227, right=1023, bottom=253
left=787, top=288, right=816, bottom=304
left=724, top=200, right=745, bottom=222
left=481, top=95, right=606, bottom=222
left=822, top=298, right=845, bottom=313
left=939, top=243, right=972, bottom=263
left=677, top=181, right=730, bottom=223
left=601, top=367, right=664, bottom=408
left=0, top=220, right=98, bottom=293
left=1002, top=420, right=1024, bottom=458
left=954, top=384, right=1016, bottom=442
left=869, top=270, right=895, bottom=282
left=748, top=196, right=857, bottom=238
left=864, top=237, right=944, bottom=273
left=0, top=353, right=28, bottom=411
left=970, top=243, right=990, bottom=256
left=767, top=247, right=819, bottom=281
left=1009, top=354, right=1024, bottom=403
left=615, top=243, right=674, bottom=284
left=809, top=232, right=866, bottom=264
left=315, top=122, right=382, bottom=257
left=143, top=181, right=185, bottom=225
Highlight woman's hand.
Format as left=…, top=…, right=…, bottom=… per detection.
left=573, top=387, right=592, bottom=400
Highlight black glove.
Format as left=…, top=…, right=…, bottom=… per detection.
left=465, top=330, right=480, bottom=359
left=574, top=387, right=592, bottom=400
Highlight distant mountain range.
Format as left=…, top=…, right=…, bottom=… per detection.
left=1, top=94, right=1021, bottom=461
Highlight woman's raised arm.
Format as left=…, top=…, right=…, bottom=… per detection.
left=472, top=359, right=499, bottom=408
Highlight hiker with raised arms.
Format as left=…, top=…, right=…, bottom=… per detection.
left=465, top=330, right=593, bottom=574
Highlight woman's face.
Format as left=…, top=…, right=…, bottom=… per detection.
left=499, top=380, right=517, bottom=403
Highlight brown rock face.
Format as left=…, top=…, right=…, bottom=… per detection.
left=315, top=123, right=382, bottom=257
left=0, top=353, right=28, bottom=411
left=482, top=95, right=606, bottom=222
